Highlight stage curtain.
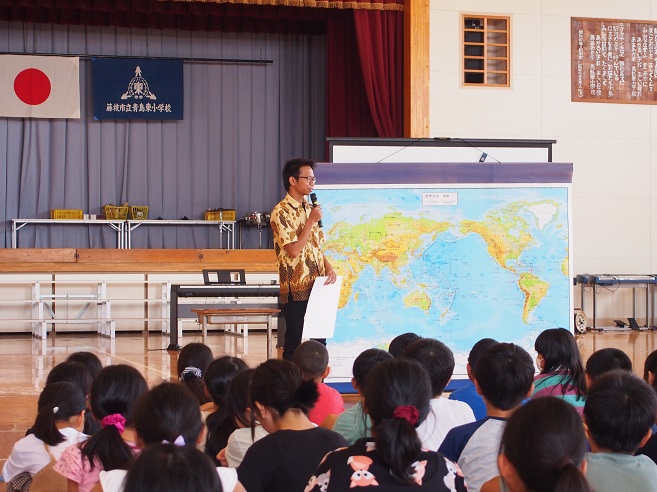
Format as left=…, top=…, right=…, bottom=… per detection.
left=353, top=9, right=403, bottom=138
left=326, top=9, right=402, bottom=139
left=326, top=11, right=378, bottom=138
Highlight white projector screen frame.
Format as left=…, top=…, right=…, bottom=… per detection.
left=328, top=138, right=555, bottom=164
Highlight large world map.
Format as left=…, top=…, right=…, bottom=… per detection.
left=319, top=185, right=571, bottom=380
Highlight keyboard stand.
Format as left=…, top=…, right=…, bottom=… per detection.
left=575, top=275, right=656, bottom=331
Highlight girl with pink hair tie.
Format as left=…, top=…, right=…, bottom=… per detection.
left=305, top=358, right=468, bottom=491
left=54, top=364, right=148, bottom=492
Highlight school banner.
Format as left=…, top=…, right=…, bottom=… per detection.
left=93, top=58, right=183, bottom=120
left=0, top=55, right=80, bottom=119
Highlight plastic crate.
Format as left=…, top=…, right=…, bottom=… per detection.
left=104, top=205, right=129, bottom=220
left=130, top=206, right=149, bottom=220
left=205, top=209, right=236, bottom=221
left=50, top=209, right=83, bottom=220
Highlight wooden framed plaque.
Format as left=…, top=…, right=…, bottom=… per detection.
left=572, top=17, right=657, bottom=104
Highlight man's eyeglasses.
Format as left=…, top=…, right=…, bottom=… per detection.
left=297, top=175, right=317, bottom=184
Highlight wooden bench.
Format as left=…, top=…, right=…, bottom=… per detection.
left=192, top=307, right=280, bottom=359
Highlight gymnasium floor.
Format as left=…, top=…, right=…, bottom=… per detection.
left=0, top=329, right=655, bottom=491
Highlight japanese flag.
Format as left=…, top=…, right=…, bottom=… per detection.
left=0, top=55, right=80, bottom=119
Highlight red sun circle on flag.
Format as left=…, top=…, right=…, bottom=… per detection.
left=14, top=68, right=52, bottom=105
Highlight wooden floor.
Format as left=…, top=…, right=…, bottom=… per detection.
left=1, top=328, right=656, bottom=489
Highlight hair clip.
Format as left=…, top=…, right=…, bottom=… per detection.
left=53, top=406, right=59, bottom=414
left=180, top=366, right=203, bottom=381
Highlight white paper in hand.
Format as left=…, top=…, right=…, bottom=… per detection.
left=303, top=276, right=343, bottom=339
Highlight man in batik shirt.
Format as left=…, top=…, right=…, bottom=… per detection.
left=270, top=158, right=337, bottom=360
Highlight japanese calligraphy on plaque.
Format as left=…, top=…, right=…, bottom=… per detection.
left=571, top=17, right=657, bottom=104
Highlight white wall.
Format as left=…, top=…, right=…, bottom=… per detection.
left=431, top=0, right=657, bottom=325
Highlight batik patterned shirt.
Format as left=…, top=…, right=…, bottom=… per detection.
left=271, top=193, right=326, bottom=304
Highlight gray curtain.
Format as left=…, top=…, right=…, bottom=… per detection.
left=0, top=22, right=326, bottom=249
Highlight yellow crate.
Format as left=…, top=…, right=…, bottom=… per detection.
left=50, top=209, right=83, bottom=220
left=104, top=205, right=129, bottom=220
left=130, top=206, right=149, bottom=220
left=205, top=209, right=236, bottom=221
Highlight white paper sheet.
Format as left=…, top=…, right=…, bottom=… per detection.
left=303, top=276, right=343, bottom=339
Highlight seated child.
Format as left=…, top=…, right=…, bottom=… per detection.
left=217, top=369, right=268, bottom=468
left=643, top=349, right=657, bottom=388
left=439, top=343, right=534, bottom=492
left=584, top=347, right=632, bottom=388
left=66, top=351, right=103, bottom=380
left=4, top=382, right=87, bottom=489
left=292, top=340, right=344, bottom=427
left=306, top=358, right=467, bottom=491
left=331, top=348, right=393, bottom=443
left=237, top=359, right=347, bottom=492
left=387, top=332, right=421, bottom=358
left=98, top=382, right=242, bottom=492
left=532, top=328, right=586, bottom=415
left=402, top=337, right=475, bottom=449
left=43, top=360, right=96, bottom=436
left=54, top=365, right=148, bottom=492
left=481, top=397, right=591, bottom=492
left=202, top=356, right=249, bottom=418
left=177, top=342, right=214, bottom=405
left=584, top=370, right=657, bottom=492
left=123, top=443, right=223, bottom=492
left=448, top=338, right=498, bottom=420
left=637, top=350, right=657, bottom=464
left=203, top=356, right=249, bottom=458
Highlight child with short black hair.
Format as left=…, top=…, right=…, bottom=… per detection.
left=402, top=337, right=475, bottom=449
left=448, top=338, right=498, bottom=420
left=124, top=443, right=223, bottom=492
left=584, top=347, right=632, bottom=387
left=584, top=370, right=657, bottom=491
left=46, top=361, right=93, bottom=400
left=637, top=350, right=657, bottom=464
left=332, top=348, right=393, bottom=443
left=387, top=332, right=421, bottom=358
left=440, top=343, right=534, bottom=492
left=66, top=351, right=103, bottom=380
left=643, top=349, right=657, bottom=389
left=292, top=340, right=344, bottom=427
left=43, top=360, right=97, bottom=435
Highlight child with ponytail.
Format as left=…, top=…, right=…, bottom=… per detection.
left=237, top=359, right=347, bottom=492
left=305, top=358, right=467, bottom=491
left=177, top=342, right=214, bottom=405
left=54, top=364, right=148, bottom=492
left=97, top=382, right=245, bottom=492
left=4, top=382, right=87, bottom=486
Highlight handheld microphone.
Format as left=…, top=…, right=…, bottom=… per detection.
left=309, top=193, right=323, bottom=228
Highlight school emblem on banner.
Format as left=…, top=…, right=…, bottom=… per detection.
left=92, top=58, right=183, bottom=120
